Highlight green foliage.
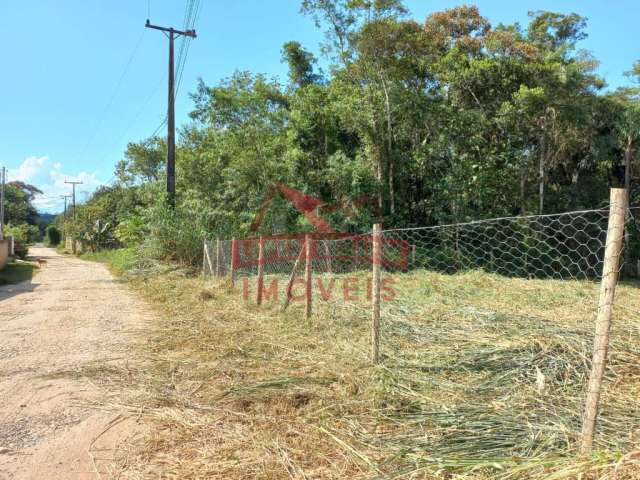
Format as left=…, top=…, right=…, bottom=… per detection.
left=80, top=248, right=137, bottom=276
left=5, top=223, right=39, bottom=258
left=0, top=261, right=35, bottom=285
left=79, top=219, right=112, bottom=252
left=61, top=3, right=640, bottom=268
left=45, top=225, right=61, bottom=246
left=3, top=182, right=42, bottom=240
left=114, top=214, right=147, bottom=246
left=137, top=196, right=208, bottom=265
left=116, top=137, right=166, bottom=185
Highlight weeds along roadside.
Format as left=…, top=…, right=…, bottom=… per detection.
left=77, top=249, right=640, bottom=479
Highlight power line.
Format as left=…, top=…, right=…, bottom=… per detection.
left=0, top=167, right=5, bottom=240
left=64, top=180, right=83, bottom=221
left=96, top=74, right=166, bottom=166
left=175, top=0, right=202, bottom=97
left=76, top=30, right=146, bottom=162
left=94, top=0, right=201, bottom=178
left=150, top=116, right=167, bottom=137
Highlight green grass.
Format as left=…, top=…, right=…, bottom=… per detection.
left=0, top=261, right=35, bottom=285
left=79, top=247, right=137, bottom=276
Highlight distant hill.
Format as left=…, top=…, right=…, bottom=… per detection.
left=38, top=213, right=56, bottom=225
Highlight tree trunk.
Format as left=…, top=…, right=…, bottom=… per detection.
left=624, top=135, right=632, bottom=195
left=539, top=135, right=546, bottom=215
left=624, top=135, right=633, bottom=276
left=367, top=86, right=384, bottom=214
left=381, top=77, right=395, bottom=215
left=520, top=166, right=527, bottom=215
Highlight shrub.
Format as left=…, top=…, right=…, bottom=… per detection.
left=115, top=214, right=147, bottom=246
left=5, top=223, right=38, bottom=259
left=45, top=225, right=61, bottom=246
left=139, top=198, right=207, bottom=266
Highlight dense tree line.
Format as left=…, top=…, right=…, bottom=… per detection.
left=1, top=181, right=45, bottom=257
left=60, top=3, right=640, bottom=264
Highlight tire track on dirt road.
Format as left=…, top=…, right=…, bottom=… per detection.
left=0, top=246, right=150, bottom=479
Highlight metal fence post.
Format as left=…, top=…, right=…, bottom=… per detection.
left=580, top=188, right=627, bottom=453
left=371, top=224, right=382, bottom=364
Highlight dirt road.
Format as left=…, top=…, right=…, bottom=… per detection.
left=0, top=246, right=148, bottom=479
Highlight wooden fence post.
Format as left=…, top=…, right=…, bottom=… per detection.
left=580, top=188, right=627, bottom=453
left=202, top=240, right=214, bottom=278
left=371, top=224, right=382, bottom=364
left=256, top=236, right=265, bottom=305
left=305, top=234, right=313, bottom=319
left=215, top=238, right=221, bottom=277
left=230, top=238, right=238, bottom=286
left=353, top=238, right=359, bottom=270
left=282, top=241, right=305, bottom=311
left=323, top=240, right=333, bottom=274
left=202, top=240, right=207, bottom=277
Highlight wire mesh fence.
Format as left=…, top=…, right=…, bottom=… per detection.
left=204, top=207, right=624, bottom=284
left=203, top=193, right=640, bottom=457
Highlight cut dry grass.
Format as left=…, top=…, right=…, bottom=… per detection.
left=89, top=265, right=640, bottom=479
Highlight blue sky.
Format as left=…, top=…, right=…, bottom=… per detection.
left=1, top=1, right=638, bottom=213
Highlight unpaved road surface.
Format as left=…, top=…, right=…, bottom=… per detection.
left=0, top=246, right=149, bottom=479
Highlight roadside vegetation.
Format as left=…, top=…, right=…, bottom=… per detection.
left=54, top=2, right=639, bottom=269
left=68, top=259, right=639, bottom=479
left=47, top=2, right=640, bottom=478
left=79, top=248, right=137, bottom=276
left=0, top=261, right=35, bottom=285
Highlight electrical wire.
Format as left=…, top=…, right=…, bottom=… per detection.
left=96, top=74, right=166, bottom=166
left=91, top=0, right=201, bottom=189
left=175, top=0, right=202, bottom=97
left=76, top=30, right=146, bottom=162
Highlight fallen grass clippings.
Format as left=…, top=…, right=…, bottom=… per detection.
left=66, top=259, right=640, bottom=479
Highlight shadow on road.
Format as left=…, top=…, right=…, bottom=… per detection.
left=0, top=261, right=39, bottom=303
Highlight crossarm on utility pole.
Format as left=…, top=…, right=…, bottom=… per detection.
left=145, top=20, right=197, bottom=38
left=145, top=20, right=196, bottom=206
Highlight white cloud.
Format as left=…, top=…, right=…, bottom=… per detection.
left=4, top=155, right=108, bottom=213
left=7, top=155, right=48, bottom=182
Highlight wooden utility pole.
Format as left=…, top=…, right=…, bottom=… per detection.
left=60, top=195, right=69, bottom=219
left=64, top=180, right=82, bottom=254
left=145, top=20, right=196, bottom=205
left=580, top=188, right=627, bottom=453
left=0, top=166, right=5, bottom=240
left=60, top=195, right=71, bottom=238
left=371, top=224, right=382, bottom=364
left=64, top=180, right=83, bottom=220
